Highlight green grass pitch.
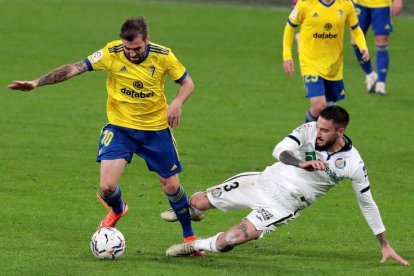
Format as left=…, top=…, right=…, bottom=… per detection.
left=0, top=0, right=413, bottom=275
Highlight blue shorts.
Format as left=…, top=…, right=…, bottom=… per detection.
left=304, top=75, right=345, bottom=102
left=354, top=4, right=393, bottom=36
left=96, top=124, right=182, bottom=178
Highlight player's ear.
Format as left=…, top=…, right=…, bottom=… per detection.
left=337, top=127, right=345, bottom=136
left=146, top=35, right=151, bottom=43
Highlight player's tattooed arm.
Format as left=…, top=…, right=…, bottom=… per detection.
left=237, top=223, right=249, bottom=239
left=279, top=150, right=302, bottom=167
left=37, top=61, right=88, bottom=87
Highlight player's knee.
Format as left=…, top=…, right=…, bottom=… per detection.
left=190, top=192, right=210, bottom=211
left=375, top=35, right=388, bottom=45
left=159, top=175, right=179, bottom=194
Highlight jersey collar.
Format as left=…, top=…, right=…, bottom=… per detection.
left=319, top=0, right=336, bottom=7
left=124, top=44, right=150, bottom=65
left=322, top=135, right=353, bottom=160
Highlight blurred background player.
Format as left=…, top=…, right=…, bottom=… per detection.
left=351, top=0, right=404, bottom=95
left=8, top=17, right=202, bottom=254
left=162, top=106, right=409, bottom=267
left=283, top=0, right=370, bottom=122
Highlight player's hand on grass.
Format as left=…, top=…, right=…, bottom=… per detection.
left=283, top=60, right=294, bottom=77
left=8, top=80, right=37, bottom=91
left=381, top=243, right=410, bottom=266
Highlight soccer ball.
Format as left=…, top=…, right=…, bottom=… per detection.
left=90, top=227, right=126, bottom=260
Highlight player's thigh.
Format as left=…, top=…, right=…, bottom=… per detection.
left=137, top=128, right=182, bottom=178
left=354, top=4, right=371, bottom=34
left=96, top=124, right=135, bottom=163
left=206, top=172, right=264, bottom=211
left=371, top=7, right=393, bottom=36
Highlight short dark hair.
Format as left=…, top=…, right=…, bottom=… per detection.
left=120, top=17, right=148, bottom=41
left=319, top=106, right=350, bottom=129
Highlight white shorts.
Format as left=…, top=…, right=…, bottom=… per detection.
left=206, top=172, right=301, bottom=237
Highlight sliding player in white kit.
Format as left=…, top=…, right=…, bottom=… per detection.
left=162, top=106, right=409, bottom=266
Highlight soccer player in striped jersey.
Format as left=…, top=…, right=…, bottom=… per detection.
left=351, top=0, right=404, bottom=95
left=283, top=0, right=370, bottom=123
left=162, top=106, right=409, bottom=266
left=8, top=17, right=202, bottom=253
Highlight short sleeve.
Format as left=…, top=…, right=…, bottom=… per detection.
left=165, top=51, right=187, bottom=83
left=85, top=44, right=112, bottom=71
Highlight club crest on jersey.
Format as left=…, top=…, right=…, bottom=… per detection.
left=210, top=188, right=222, bottom=198
left=334, top=158, right=346, bottom=169
left=338, top=9, right=344, bottom=18
left=90, top=50, right=103, bottom=63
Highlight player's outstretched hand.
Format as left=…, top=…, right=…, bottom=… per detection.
left=381, top=244, right=410, bottom=266
left=8, top=80, right=37, bottom=91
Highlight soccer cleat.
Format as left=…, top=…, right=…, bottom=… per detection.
left=160, top=208, right=204, bottom=222
left=365, top=71, right=378, bottom=93
left=166, top=241, right=197, bottom=257
left=375, top=81, right=386, bottom=95
left=98, top=202, right=128, bottom=229
left=184, top=235, right=205, bottom=257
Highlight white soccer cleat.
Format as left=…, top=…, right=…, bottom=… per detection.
left=160, top=208, right=204, bottom=222
left=365, top=71, right=378, bottom=93
left=375, top=81, right=386, bottom=95
left=166, top=241, right=196, bottom=257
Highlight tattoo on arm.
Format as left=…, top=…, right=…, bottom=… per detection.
left=279, top=150, right=302, bottom=167
left=237, top=223, right=249, bottom=239
left=37, top=61, right=87, bottom=87
left=74, top=61, right=88, bottom=73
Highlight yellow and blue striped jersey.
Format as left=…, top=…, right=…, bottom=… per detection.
left=354, top=0, right=392, bottom=8
left=284, top=0, right=366, bottom=80
left=85, top=40, right=187, bottom=130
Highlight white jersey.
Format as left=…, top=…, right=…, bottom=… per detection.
left=265, top=122, right=385, bottom=235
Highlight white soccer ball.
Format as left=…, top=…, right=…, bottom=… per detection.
left=90, top=227, right=126, bottom=260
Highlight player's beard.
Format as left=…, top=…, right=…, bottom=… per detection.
left=124, top=51, right=146, bottom=64
left=127, top=54, right=145, bottom=64
left=315, top=136, right=336, bottom=151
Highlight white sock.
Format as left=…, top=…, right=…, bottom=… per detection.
left=194, top=232, right=223, bottom=252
